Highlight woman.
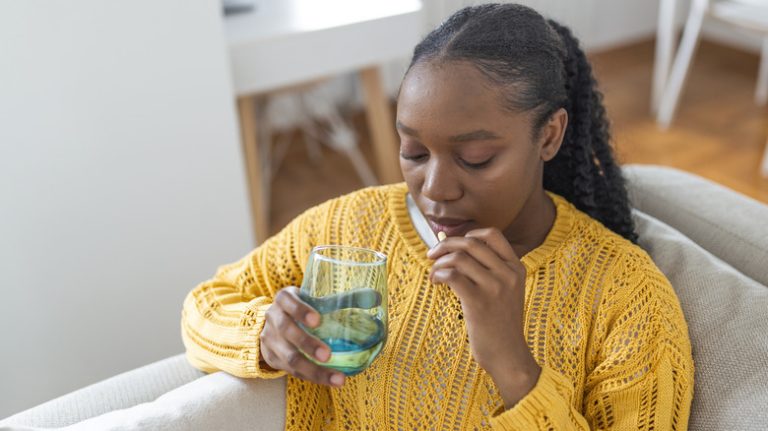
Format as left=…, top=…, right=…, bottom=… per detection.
left=181, top=4, right=694, bottom=429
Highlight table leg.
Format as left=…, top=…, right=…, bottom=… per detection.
left=359, top=67, right=402, bottom=184
left=237, top=95, right=270, bottom=245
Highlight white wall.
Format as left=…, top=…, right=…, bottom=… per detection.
left=421, top=0, right=762, bottom=54
left=0, top=0, right=252, bottom=417
left=383, top=0, right=763, bottom=113
left=380, top=0, right=668, bottom=100
left=492, top=0, right=657, bottom=51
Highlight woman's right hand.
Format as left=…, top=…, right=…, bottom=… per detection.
left=259, top=286, right=346, bottom=387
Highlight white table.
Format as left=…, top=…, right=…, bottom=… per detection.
left=225, top=0, right=423, bottom=243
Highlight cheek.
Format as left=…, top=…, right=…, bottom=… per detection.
left=474, top=162, right=526, bottom=192
left=475, top=186, right=527, bottom=229
left=400, top=159, right=417, bottom=183
left=400, top=160, right=426, bottom=197
left=487, top=148, right=540, bottom=188
left=467, top=163, right=534, bottom=222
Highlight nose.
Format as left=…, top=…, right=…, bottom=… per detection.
left=421, top=158, right=463, bottom=203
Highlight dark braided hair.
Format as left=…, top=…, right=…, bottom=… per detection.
left=406, top=3, right=638, bottom=243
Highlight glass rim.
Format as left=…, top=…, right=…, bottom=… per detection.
left=311, top=245, right=387, bottom=267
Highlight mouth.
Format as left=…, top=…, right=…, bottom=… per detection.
left=426, top=216, right=474, bottom=238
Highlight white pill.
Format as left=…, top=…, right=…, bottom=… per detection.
left=437, top=231, right=447, bottom=242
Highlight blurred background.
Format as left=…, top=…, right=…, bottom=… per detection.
left=1, top=0, right=767, bottom=418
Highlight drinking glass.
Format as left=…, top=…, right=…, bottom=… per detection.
left=299, top=245, right=388, bottom=376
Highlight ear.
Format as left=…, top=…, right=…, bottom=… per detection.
left=538, top=108, right=568, bottom=162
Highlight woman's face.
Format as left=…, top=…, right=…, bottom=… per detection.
left=396, top=60, right=566, bottom=242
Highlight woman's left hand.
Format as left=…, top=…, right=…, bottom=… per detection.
left=427, top=227, right=541, bottom=408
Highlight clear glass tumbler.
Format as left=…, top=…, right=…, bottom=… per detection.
left=299, top=245, right=387, bottom=376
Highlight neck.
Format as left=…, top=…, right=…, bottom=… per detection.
left=503, top=189, right=557, bottom=258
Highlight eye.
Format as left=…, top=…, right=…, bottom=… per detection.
left=460, top=157, right=494, bottom=169
left=400, top=153, right=428, bottom=162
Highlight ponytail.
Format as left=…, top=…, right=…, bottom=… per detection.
left=544, top=20, right=638, bottom=243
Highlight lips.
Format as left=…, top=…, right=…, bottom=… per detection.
left=426, top=216, right=473, bottom=238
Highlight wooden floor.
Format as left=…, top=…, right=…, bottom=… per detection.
left=591, top=38, right=768, bottom=204
left=270, top=38, right=768, bottom=235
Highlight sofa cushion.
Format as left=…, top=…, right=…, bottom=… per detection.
left=633, top=209, right=768, bottom=430
left=625, top=164, right=768, bottom=288
left=0, top=355, right=204, bottom=428
left=0, top=372, right=285, bottom=431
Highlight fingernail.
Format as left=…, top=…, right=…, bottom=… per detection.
left=306, top=313, right=319, bottom=327
left=330, top=373, right=345, bottom=387
left=315, top=347, right=329, bottom=362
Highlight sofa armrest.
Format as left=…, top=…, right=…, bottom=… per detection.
left=624, top=164, right=768, bottom=287
left=0, top=354, right=204, bottom=428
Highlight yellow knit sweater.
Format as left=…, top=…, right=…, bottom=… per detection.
left=181, top=183, right=694, bottom=430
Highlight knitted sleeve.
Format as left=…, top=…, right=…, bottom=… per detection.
left=490, top=260, right=694, bottom=430
left=180, top=202, right=329, bottom=379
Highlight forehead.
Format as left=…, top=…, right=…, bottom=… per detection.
left=397, top=60, right=530, bottom=136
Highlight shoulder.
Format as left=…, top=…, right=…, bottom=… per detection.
left=570, top=204, right=686, bottom=339
left=556, top=198, right=689, bottom=342
left=555, top=194, right=675, bottom=305
left=556, top=194, right=657, bottom=274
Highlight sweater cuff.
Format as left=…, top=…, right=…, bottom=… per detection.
left=243, top=297, right=287, bottom=379
left=489, top=366, right=573, bottom=430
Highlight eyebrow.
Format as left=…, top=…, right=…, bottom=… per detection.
left=396, top=121, right=420, bottom=138
left=448, top=129, right=501, bottom=142
left=396, top=121, right=501, bottom=142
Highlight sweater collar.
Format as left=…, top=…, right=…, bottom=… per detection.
left=388, top=183, right=575, bottom=272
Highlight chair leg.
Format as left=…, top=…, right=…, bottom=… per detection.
left=761, top=138, right=768, bottom=178
left=657, top=0, right=708, bottom=129
left=756, top=37, right=768, bottom=107
left=653, top=0, right=678, bottom=113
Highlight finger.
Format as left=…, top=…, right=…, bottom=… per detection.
left=430, top=250, right=498, bottom=287
left=291, top=352, right=347, bottom=388
left=274, top=286, right=321, bottom=328
left=430, top=267, right=474, bottom=297
left=428, top=236, right=511, bottom=274
left=261, top=308, right=285, bottom=367
left=464, top=228, right=520, bottom=263
left=270, top=335, right=345, bottom=387
left=260, top=344, right=278, bottom=369
left=279, top=309, right=332, bottom=363
left=262, top=312, right=337, bottom=382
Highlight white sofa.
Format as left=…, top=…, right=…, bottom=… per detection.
left=2, top=165, right=767, bottom=430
